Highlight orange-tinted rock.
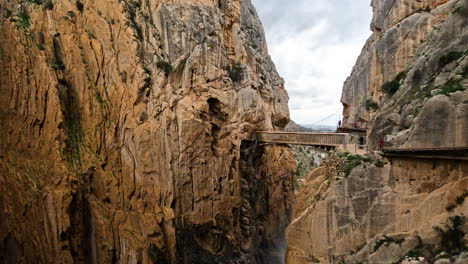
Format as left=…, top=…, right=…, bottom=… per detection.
left=0, top=0, right=294, bottom=263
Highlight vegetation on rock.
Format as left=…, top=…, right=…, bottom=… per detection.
left=433, top=215, right=466, bottom=255
left=157, top=60, right=172, bottom=75
left=10, top=12, right=31, bottom=31
left=76, top=1, right=84, bottom=13
left=365, top=99, right=379, bottom=111
left=228, top=62, right=244, bottom=82
left=439, top=50, right=467, bottom=66
left=381, top=71, right=406, bottom=95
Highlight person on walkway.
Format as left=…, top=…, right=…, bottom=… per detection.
left=338, top=120, right=342, bottom=128
left=378, top=138, right=385, bottom=150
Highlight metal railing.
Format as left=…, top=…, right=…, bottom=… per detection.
left=252, top=131, right=356, bottom=147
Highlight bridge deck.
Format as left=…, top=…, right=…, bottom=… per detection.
left=382, top=147, right=468, bottom=160
left=252, top=132, right=467, bottom=159
left=252, top=131, right=355, bottom=148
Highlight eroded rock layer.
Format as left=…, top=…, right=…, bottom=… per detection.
left=0, top=0, right=294, bottom=263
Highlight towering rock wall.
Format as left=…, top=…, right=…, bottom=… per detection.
left=341, top=0, right=466, bottom=137
left=0, top=0, right=295, bottom=263
left=288, top=0, right=468, bottom=263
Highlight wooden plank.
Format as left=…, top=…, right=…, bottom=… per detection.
left=384, top=153, right=468, bottom=161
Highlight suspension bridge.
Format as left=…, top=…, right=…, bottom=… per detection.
left=251, top=131, right=360, bottom=152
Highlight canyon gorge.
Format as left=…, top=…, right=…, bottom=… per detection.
left=0, top=0, right=467, bottom=264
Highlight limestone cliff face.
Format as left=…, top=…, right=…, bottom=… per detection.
left=0, top=0, right=294, bottom=263
left=287, top=155, right=467, bottom=263
left=288, top=0, right=468, bottom=263
left=341, top=0, right=467, bottom=139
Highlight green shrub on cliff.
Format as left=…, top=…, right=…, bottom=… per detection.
left=228, top=62, right=244, bottom=82
left=43, top=0, right=54, bottom=10
left=157, top=60, right=172, bottom=75
left=365, top=99, right=379, bottom=111
left=10, top=12, right=31, bottom=31
left=435, top=80, right=464, bottom=96
left=76, top=1, right=84, bottom=13
left=439, top=51, right=467, bottom=66
left=382, top=71, right=406, bottom=94
left=433, top=215, right=466, bottom=254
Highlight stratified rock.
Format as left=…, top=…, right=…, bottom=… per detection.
left=0, top=0, right=294, bottom=263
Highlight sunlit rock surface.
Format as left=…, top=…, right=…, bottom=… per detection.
left=0, top=0, right=295, bottom=263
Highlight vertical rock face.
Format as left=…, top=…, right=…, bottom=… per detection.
left=288, top=0, right=468, bottom=263
left=0, top=0, right=295, bottom=263
left=341, top=0, right=467, bottom=139
left=287, top=156, right=468, bottom=263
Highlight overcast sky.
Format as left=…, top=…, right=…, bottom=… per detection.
left=251, top=0, right=373, bottom=126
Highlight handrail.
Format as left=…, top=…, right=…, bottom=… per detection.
left=254, top=131, right=350, bottom=136
left=252, top=131, right=355, bottom=147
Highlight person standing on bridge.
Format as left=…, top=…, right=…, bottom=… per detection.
left=338, top=120, right=342, bottom=128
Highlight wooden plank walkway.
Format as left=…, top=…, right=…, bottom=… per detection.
left=252, top=132, right=468, bottom=159
left=382, top=147, right=468, bottom=160
left=252, top=131, right=356, bottom=149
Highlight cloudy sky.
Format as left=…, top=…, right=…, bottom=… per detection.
left=251, top=0, right=373, bottom=126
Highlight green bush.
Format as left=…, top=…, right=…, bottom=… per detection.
left=374, top=160, right=385, bottom=168
left=11, top=12, right=31, bottom=31
left=365, top=99, right=379, bottom=111
left=439, top=51, right=466, bottom=66
left=342, top=155, right=374, bottom=177
left=43, top=0, right=54, bottom=10
left=310, top=157, right=315, bottom=166
left=228, top=62, right=244, bottom=82
left=382, top=71, right=406, bottom=94
left=405, top=250, right=420, bottom=258
left=381, top=81, right=399, bottom=94
left=374, top=236, right=404, bottom=252
left=156, top=60, right=172, bottom=75
left=344, top=155, right=363, bottom=177
left=455, top=191, right=468, bottom=205
left=296, top=162, right=303, bottom=176
left=446, top=204, right=456, bottom=212
left=76, top=1, right=84, bottom=13
left=436, top=80, right=464, bottom=96
left=433, top=215, right=466, bottom=254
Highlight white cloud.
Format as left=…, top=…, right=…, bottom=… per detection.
left=251, top=0, right=373, bottom=126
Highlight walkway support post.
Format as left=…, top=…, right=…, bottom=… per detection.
left=343, top=134, right=348, bottom=151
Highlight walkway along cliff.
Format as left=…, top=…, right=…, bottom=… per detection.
left=287, top=0, right=468, bottom=263
left=0, top=0, right=295, bottom=263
